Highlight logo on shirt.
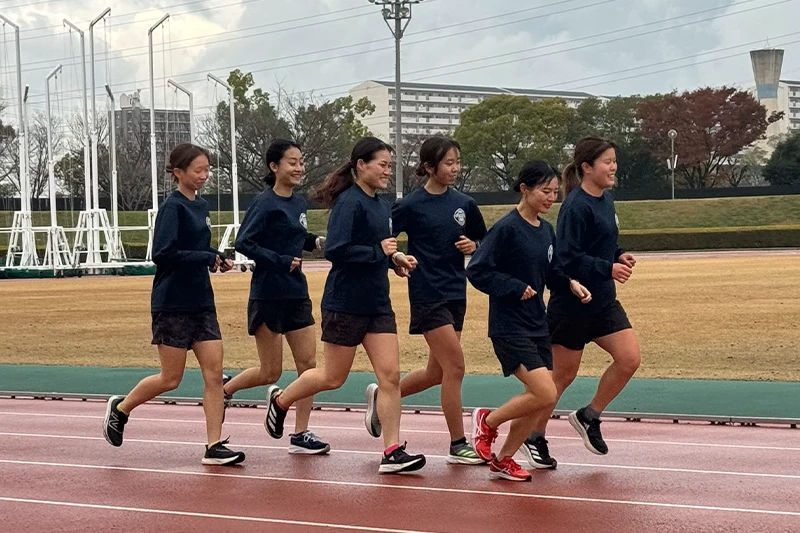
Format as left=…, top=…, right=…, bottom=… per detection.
left=299, top=213, right=308, bottom=229
left=547, top=244, right=553, bottom=263
left=389, top=217, right=393, bottom=235
left=205, top=216, right=212, bottom=230
left=615, top=213, right=620, bottom=228
left=453, top=208, right=466, bottom=227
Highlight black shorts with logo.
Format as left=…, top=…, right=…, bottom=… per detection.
left=409, top=299, right=467, bottom=335
left=151, top=310, right=222, bottom=350
left=548, top=300, right=632, bottom=351
left=320, top=310, right=397, bottom=348
left=491, top=336, right=553, bottom=377
left=247, top=298, right=315, bottom=335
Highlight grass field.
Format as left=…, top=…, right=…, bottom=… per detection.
left=1, top=255, right=798, bottom=381
left=3, top=195, right=800, bottom=249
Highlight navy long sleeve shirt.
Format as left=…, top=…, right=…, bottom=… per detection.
left=392, top=187, right=486, bottom=304
left=321, top=184, right=395, bottom=316
left=467, top=209, right=570, bottom=338
left=151, top=191, right=218, bottom=313
left=235, top=188, right=318, bottom=301
left=547, top=187, right=625, bottom=316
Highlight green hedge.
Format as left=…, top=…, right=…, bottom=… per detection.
left=3, top=226, right=797, bottom=263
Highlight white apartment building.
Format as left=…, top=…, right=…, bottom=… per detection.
left=349, top=80, right=598, bottom=143
left=778, top=79, right=800, bottom=132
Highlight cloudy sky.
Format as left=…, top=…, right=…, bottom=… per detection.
left=0, top=0, right=796, bottom=124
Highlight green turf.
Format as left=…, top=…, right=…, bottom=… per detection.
left=1, top=365, right=798, bottom=421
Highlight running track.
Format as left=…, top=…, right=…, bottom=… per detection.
left=0, top=399, right=798, bottom=532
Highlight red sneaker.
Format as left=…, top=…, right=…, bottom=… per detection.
left=489, top=455, right=532, bottom=482
left=471, top=408, right=497, bottom=462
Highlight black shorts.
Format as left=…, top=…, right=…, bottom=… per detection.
left=151, top=311, right=222, bottom=350
left=247, top=298, right=315, bottom=335
left=491, top=336, right=553, bottom=377
left=320, top=310, right=397, bottom=348
left=409, top=299, right=467, bottom=335
left=548, top=300, right=632, bottom=351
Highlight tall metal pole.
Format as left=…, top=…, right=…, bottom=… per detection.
left=148, top=14, right=170, bottom=213
left=369, top=1, right=424, bottom=199
left=22, top=85, right=29, bottom=213
left=394, top=13, right=402, bottom=198
left=46, top=65, right=64, bottom=230
left=208, top=73, right=239, bottom=230
left=0, top=16, right=25, bottom=210
left=89, top=8, right=110, bottom=213
left=168, top=79, right=195, bottom=144
left=63, top=19, right=90, bottom=217
left=668, top=129, right=677, bottom=201
left=105, top=84, right=118, bottom=231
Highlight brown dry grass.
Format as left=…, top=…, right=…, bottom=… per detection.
left=1, top=256, right=798, bottom=381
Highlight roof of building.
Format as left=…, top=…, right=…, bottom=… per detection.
left=371, top=80, right=595, bottom=99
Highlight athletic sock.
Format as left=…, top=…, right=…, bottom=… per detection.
left=451, top=437, right=467, bottom=447
left=528, top=431, right=545, bottom=441
left=584, top=406, right=602, bottom=420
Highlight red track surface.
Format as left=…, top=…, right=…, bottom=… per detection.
left=0, top=398, right=798, bottom=532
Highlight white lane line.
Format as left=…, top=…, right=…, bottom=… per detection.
left=2, top=410, right=799, bottom=451
left=0, top=496, right=440, bottom=533
left=1, top=459, right=799, bottom=518
left=1, top=432, right=800, bottom=480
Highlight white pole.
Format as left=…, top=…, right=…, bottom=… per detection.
left=89, top=8, right=110, bottom=213
left=148, top=14, right=170, bottom=213
left=22, top=85, right=30, bottom=214
left=46, top=65, right=63, bottom=229
left=63, top=19, right=91, bottom=255
left=0, top=16, right=24, bottom=211
left=167, top=79, right=195, bottom=144
left=208, top=73, right=239, bottom=230
left=105, top=84, right=118, bottom=231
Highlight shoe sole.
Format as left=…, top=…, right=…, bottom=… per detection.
left=365, top=383, right=381, bottom=438
left=102, top=396, right=123, bottom=447
left=378, top=456, right=426, bottom=474
left=518, top=444, right=557, bottom=470
left=445, top=455, right=487, bottom=465
left=264, top=385, right=283, bottom=439
left=489, top=470, right=532, bottom=482
left=288, top=444, right=331, bottom=455
left=202, top=454, right=246, bottom=466
left=568, top=411, right=607, bottom=456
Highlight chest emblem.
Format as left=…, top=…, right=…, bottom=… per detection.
left=453, top=208, right=466, bottom=227
left=615, top=213, right=620, bottom=228
left=299, top=213, right=308, bottom=229
left=205, top=216, right=212, bottom=231
left=389, top=217, right=393, bottom=235
left=547, top=244, right=553, bottom=263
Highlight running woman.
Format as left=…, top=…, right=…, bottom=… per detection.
left=222, top=139, right=329, bottom=455
left=364, top=136, right=486, bottom=465
left=264, top=136, right=426, bottom=474
left=530, top=136, right=640, bottom=458
left=103, top=143, right=245, bottom=466
left=467, top=161, right=592, bottom=481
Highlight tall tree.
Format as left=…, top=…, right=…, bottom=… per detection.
left=763, top=131, right=800, bottom=186
left=637, top=87, right=781, bottom=188
left=454, top=95, right=573, bottom=190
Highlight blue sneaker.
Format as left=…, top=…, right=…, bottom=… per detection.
left=288, top=430, right=331, bottom=455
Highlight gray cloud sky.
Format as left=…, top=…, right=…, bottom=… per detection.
left=1, top=0, right=796, bottom=124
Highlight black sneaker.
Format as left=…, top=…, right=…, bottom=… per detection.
left=379, top=443, right=426, bottom=474
left=569, top=407, right=608, bottom=455
left=103, top=396, right=128, bottom=447
left=288, top=430, right=331, bottom=455
left=365, top=383, right=381, bottom=438
left=202, top=438, right=246, bottom=466
left=265, top=385, right=287, bottom=439
left=519, top=436, right=558, bottom=470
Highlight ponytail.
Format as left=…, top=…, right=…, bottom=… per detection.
left=264, top=170, right=277, bottom=188
left=562, top=162, right=581, bottom=197
left=313, top=136, right=394, bottom=208
left=311, top=162, right=354, bottom=208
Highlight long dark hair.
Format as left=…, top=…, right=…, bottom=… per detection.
left=311, top=136, right=394, bottom=207
left=563, top=136, right=617, bottom=196
left=264, top=139, right=302, bottom=187
left=513, top=160, right=559, bottom=192
left=166, top=143, right=210, bottom=183
left=415, top=136, right=461, bottom=177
